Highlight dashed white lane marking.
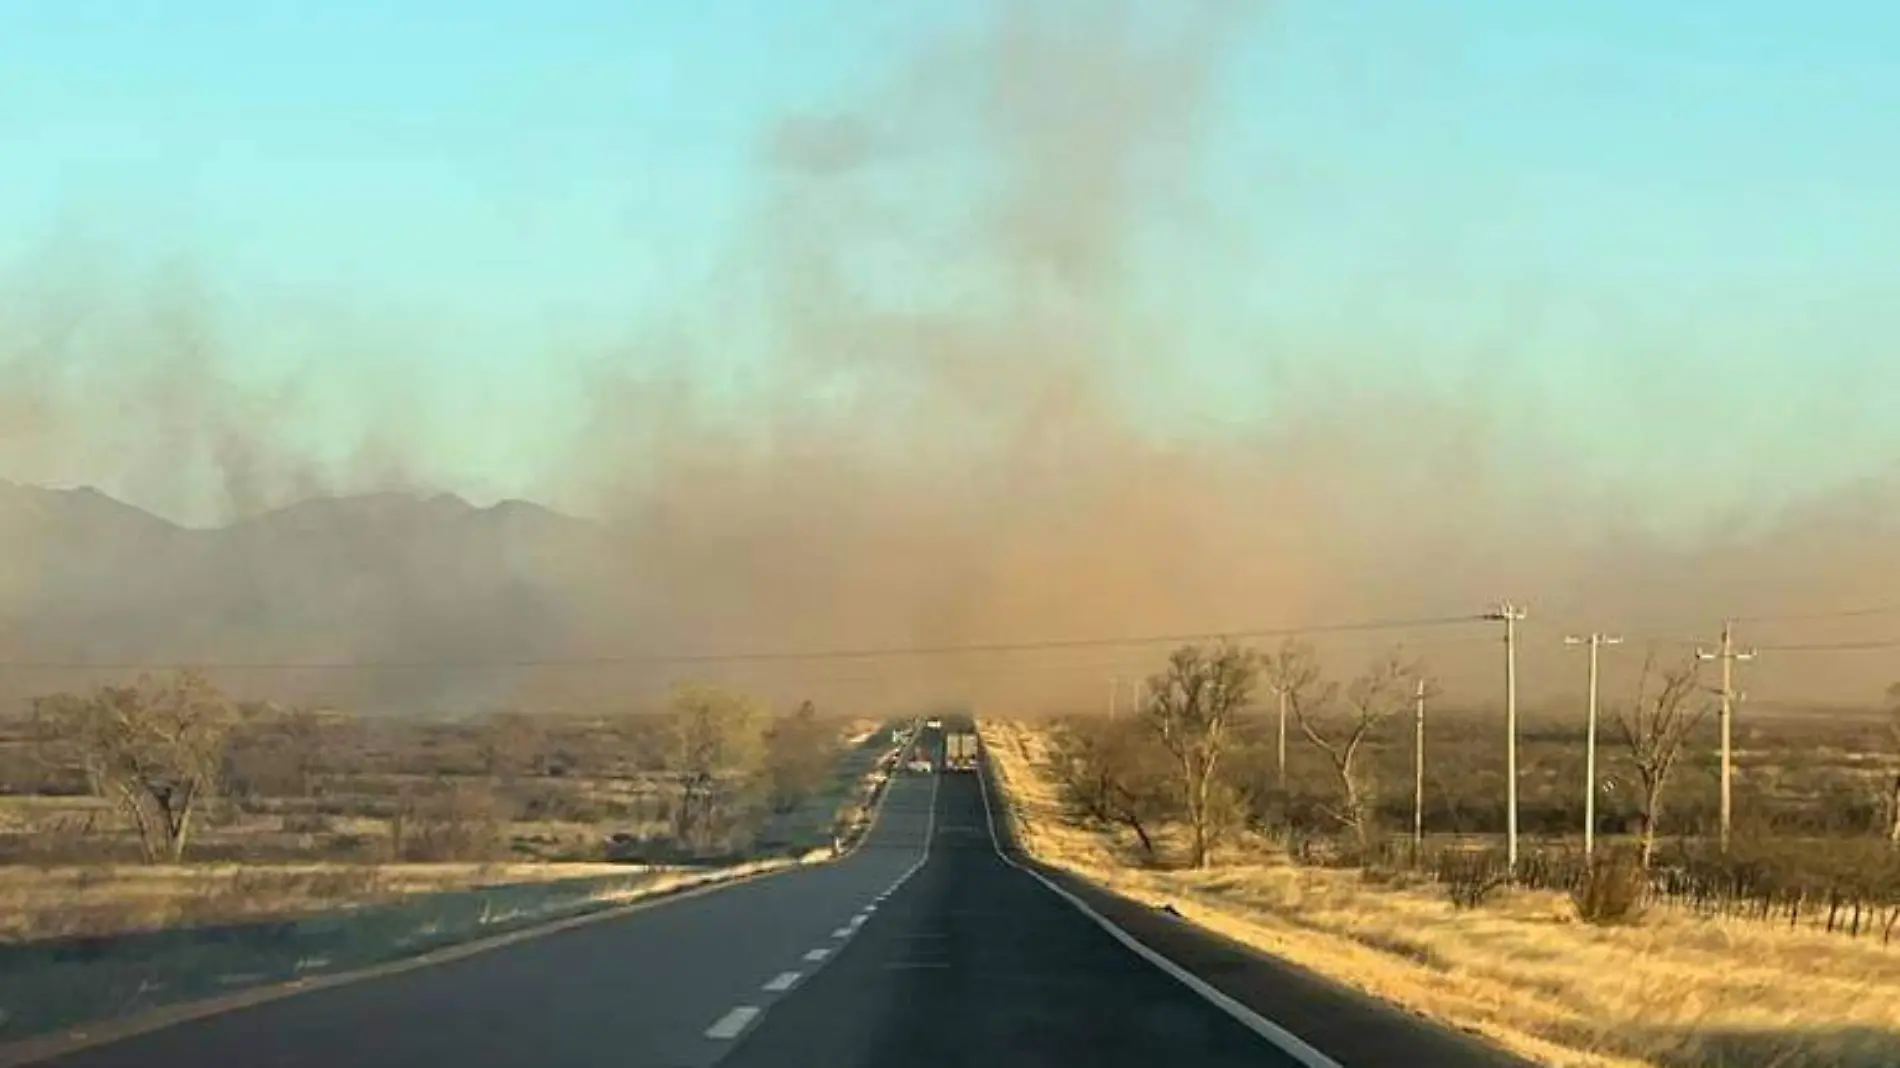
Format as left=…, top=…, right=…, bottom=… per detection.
left=707, top=748, right=938, bottom=1044
left=705, top=1006, right=761, bottom=1040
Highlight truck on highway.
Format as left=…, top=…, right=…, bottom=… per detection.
left=943, top=730, right=977, bottom=772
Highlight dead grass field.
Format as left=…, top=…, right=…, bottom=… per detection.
left=0, top=861, right=652, bottom=942
left=0, top=713, right=891, bottom=865
left=0, top=715, right=893, bottom=943
left=0, top=790, right=677, bottom=866
left=979, top=718, right=1900, bottom=1068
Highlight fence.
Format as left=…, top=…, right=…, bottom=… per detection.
left=1283, top=832, right=1900, bottom=944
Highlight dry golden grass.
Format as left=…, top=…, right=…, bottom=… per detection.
left=0, top=860, right=726, bottom=943
left=978, top=718, right=1900, bottom=1068
left=0, top=719, right=889, bottom=942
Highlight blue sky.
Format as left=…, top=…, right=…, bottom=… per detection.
left=2, top=1, right=1896, bottom=522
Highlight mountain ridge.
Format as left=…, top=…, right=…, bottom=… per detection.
left=0, top=484, right=633, bottom=712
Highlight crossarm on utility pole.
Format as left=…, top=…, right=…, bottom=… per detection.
left=1484, top=602, right=1527, bottom=875
left=1566, top=632, right=1622, bottom=860
left=1697, top=621, right=1756, bottom=854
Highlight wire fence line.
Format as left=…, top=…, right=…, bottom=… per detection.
left=1285, top=833, right=1900, bottom=944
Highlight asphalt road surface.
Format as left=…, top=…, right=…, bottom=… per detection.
left=30, top=725, right=1531, bottom=1068
left=33, top=767, right=940, bottom=1068
left=720, top=766, right=1316, bottom=1068
left=721, top=754, right=1529, bottom=1068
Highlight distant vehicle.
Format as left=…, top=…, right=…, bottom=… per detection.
left=943, top=731, right=977, bottom=772
left=924, top=717, right=943, bottom=729
left=908, top=758, right=934, bottom=774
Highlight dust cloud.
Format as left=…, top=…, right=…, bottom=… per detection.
left=2, top=0, right=1897, bottom=716
left=563, top=0, right=1900, bottom=714
left=0, top=241, right=427, bottom=527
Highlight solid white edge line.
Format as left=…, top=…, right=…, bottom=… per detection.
left=923, top=764, right=941, bottom=849
left=972, top=724, right=1345, bottom=1068
left=762, top=972, right=800, bottom=992
left=704, top=1006, right=762, bottom=1040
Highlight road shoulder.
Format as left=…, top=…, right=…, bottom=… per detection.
left=976, top=741, right=1533, bottom=1068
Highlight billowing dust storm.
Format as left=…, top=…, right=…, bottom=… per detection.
left=1, top=1, right=1896, bottom=716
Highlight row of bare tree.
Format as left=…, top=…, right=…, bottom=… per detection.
left=1058, top=639, right=1742, bottom=870
left=22, top=672, right=840, bottom=864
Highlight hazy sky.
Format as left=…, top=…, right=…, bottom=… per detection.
left=2, top=1, right=1897, bottom=525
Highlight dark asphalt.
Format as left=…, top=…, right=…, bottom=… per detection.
left=30, top=764, right=939, bottom=1068
left=720, top=768, right=1317, bottom=1068
left=25, top=720, right=1534, bottom=1068
left=973, top=763, right=1535, bottom=1068
left=722, top=723, right=1532, bottom=1068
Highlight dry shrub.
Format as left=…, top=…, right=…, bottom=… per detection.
left=281, top=813, right=334, bottom=834
left=1571, top=852, right=1650, bottom=926
left=391, top=786, right=505, bottom=862
left=1440, top=854, right=1510, bottom=910
left=1359, top=864, right=1424, bottom=890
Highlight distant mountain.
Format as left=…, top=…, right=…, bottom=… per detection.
left=0, top=483, right=638, bottom=712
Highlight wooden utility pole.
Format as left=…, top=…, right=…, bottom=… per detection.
left=1275, top=684, right=1289, bottom=791
left=1697, top=621, right=1756, bottom=854
left=1412, top=677, right=1427, bottom=856
left=1565, top=633, right=1622, bottom=860
left=1484, top=602, right=1527, bottom=874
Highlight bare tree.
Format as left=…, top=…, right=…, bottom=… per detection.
left=1613, top=651, right=1710, bottom=869
left=225, top=705, right=339, bottom=800
left=1274, top=640, right=1426, bottom=853
left=667, top=685, right=769, bottom=853
left=762, top=700, right=833, bottom=815
left=1141, top=643, right=1259, bottom=868
left=389, top=783, right=505, bottom=862
left=1054, top=714, right=1173, bottom=861
left=1263, top=638, right=1330, bottom=827
left=31, top=670, right=239, bottom=863
left=480, top=711, right=545, bottom=780
left=1885, top=681, right=1900, bottom=847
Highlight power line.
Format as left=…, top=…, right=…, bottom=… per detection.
left=1529, top=603, right=1900, bottom=642
left=1729, top=603, right=1900, bottom=624
left=0, top=611, right=1487, bottom=672
left=1752, top=637, right=1900, bottom=652
left=1525, top=623, right=1702, bottom=649
left=7, top=603, right=1890, bottom=677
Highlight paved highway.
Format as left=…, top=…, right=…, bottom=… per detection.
left=721, top=763, right=1317, bottom=1067
left=29, top=724, right=1530, bottom=1068
left=723, top=747, right=1529, bottom=1068
left=34, top=765, right=938, bottom=1068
